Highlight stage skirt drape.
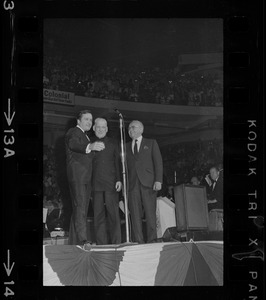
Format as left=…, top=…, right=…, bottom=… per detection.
left=43, top=241, right=223, bottom=286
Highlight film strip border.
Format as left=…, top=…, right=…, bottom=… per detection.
left=224, top=9, right=264, bottom=299
left=1, top=1, right=264, bottom=299
left=2, top=2, right=42, bottom=299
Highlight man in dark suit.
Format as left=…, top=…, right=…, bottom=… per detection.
left=91, top=118, right=122, bottom=245
left=208, top=165, right=223, bottom=231
left=126, top=120, right=163, bottom=243
left=208, top=165, right=223, bottom=210
left=65, top=110, right=105, bottom=245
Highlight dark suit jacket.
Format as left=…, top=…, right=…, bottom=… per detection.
left=209, top=175, right=223, bottom=210
left=65, top=126, right=93, bottom=183
left=126, top=137, right=163, bottom=190
left=92, top=136, right=121, bottom=192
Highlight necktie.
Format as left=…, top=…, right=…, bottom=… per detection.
left=134, top=139, right=138, bottom=155
left=85, top=133, right=90, bottom=141
left=212, top=180, right=216, bottom=190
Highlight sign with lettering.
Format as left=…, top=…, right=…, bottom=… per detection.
left=43, top=89, right=75, bottom=106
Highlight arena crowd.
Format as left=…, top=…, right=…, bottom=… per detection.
left=44, top=55, right=223, bottom=107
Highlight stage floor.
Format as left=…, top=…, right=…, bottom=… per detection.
left=43, top=240, right=223, bottom=286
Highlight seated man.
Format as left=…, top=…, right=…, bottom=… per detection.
left=190, top=176, right=200, bottom=186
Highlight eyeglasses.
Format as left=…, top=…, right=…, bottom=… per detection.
left=129, top=125, right=141, bottom=129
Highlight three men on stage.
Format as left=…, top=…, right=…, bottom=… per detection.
left=65, top=111, right=164, bottom=245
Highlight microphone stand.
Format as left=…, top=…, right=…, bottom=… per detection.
left=118, top=114, right=131, bottom=243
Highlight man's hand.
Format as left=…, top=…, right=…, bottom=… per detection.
left=153, top=181, right=162, bottom=191
left=89, top=141, right=105, bottom=151
left=115, top=181, right=122, bottom=192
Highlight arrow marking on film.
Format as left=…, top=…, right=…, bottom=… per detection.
left=4, top=98, right=15, bottom=126
left=3, top=250, right=15, bottom=276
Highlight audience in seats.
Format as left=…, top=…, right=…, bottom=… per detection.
left=43, top=55, right=223, bottom=107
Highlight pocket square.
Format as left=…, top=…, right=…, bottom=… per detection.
left=144, top=146, right=149, bottom=150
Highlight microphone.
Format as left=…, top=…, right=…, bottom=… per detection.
left=114, top=108, right=123, bottom=117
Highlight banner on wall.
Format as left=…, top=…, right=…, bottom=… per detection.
left=43, top=89, right=75, bottom=106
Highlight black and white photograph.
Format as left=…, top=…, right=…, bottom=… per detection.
left=42, top=18, right=224, bottom=286
left=1, top=0, right=264, bottom=297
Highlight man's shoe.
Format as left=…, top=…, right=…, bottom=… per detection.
left=81, top=240, right=92, bottom=250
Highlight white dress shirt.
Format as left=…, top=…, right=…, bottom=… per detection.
left=76, top=125, right=91, bottom=153
left=132, top=135, right=143, bottom=154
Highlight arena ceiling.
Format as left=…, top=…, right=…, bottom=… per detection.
left=44, top=18, right=223, bottom=68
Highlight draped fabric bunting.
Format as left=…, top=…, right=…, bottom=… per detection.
left=43, top=241, right=223, bottom=286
